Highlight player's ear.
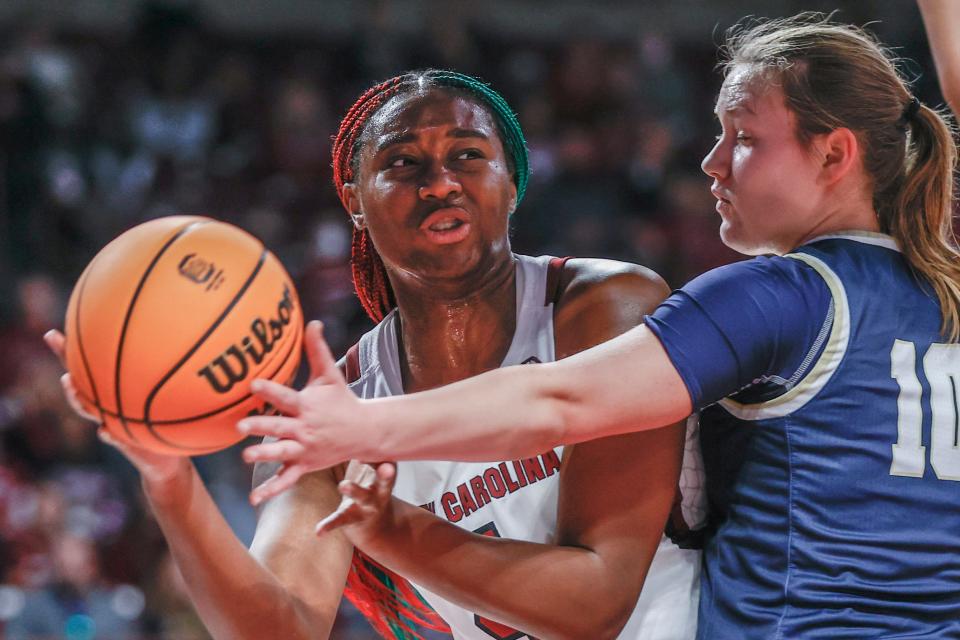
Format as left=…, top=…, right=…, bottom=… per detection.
left=506, top=182, right=518, bottom=216
left=815, top=127, right=859, bottom=186
left=342, top=184, right=365, bottom=229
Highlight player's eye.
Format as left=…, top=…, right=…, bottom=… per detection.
left=454, top=149, right=484, bottom=161
left=388, top=156, right=417, bottom=168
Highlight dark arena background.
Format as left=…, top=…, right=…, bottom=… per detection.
left=0, top=1, right=947, bottom=638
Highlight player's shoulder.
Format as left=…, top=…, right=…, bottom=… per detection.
left=673, top=256, right=832, bottom=345
left=684, top=254, right=824, bottom=300
left=555, top=257, right=670, bottom=316
left=335, top=313, right=394, bottom=386
left=549, top=258, right=671, bottom=357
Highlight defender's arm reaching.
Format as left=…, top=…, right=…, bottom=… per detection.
left=242, top=293, right=690, bottom=505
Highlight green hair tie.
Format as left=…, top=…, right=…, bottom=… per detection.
left=428, top=70, right=530, bottom=205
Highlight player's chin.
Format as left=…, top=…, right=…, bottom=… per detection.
left=718, top=222, right=750, bottom=255
left=717, top=219, right=736, bottom=245
left=416, top=242, right=487, bottom=278
left=720, top=226, right=772, bottom=257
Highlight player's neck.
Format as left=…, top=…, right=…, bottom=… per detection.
left=793, top=199, right=880, bottom=251
left=393, top=256, right=518, bottom=393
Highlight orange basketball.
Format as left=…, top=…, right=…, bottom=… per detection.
left=63, top=216, right=303, bottom=455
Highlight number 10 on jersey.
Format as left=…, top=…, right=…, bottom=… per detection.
left=890, top=340, right=960, bottom=481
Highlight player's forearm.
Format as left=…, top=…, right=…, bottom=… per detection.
left=919, top=0, right=960, bottom=113
left=366, top=328, right=691, bottom=462
left=143, top=468, right=331, bottom=640
left=354, top=500, right=640, bottom=640
left=366, top=362, right=567, bottom=462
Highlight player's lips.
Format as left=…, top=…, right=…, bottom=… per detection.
left=711, top=186, right=733, bottom=214
left=711, top=186, right=732, bottom=203
left=419, top=207, right=472, bottom=244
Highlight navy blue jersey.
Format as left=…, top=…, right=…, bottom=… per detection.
left=647, top=253, right=833, bottom=409
left=650, top=233, right=960, bottom=639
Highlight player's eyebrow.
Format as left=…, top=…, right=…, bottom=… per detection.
left=449, top=127, right=489, bottom=141
left=714, top=102, right=756, bottom=117
left=376, top=131, right=417, bottom=153
left=376, top=127, right=490, bottom=154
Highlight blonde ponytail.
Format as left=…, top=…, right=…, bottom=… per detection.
left=889, top=104, right=960, bottom=341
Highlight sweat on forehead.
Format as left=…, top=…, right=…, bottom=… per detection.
left=359, top=89, right=500, bottom=154
left=717, top=64, right=785, bottom=112
left=331, top=70, right=529, bottom=212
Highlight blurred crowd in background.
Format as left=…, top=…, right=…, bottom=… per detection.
left=0, top=1, right=942, bottom=638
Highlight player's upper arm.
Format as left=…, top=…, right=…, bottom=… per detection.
left=645, top=255, right=832, bottom=408
left=550, top=258, right=685, bottom=635
left=553, top=258, right=670, bottom=355
left=248, top=461, right=354, bottom=634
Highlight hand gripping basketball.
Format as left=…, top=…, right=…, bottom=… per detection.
left=44, top=330, right=193, bottom=488
left=60, top=216, right=303, bottom=455
left=240, top=320, right=366, bottom=505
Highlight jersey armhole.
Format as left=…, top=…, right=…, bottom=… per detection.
left=545, top=256, right=572, bottom=306
left=344, top=342, right=362, bottom=384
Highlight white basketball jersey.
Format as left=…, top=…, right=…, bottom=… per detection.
left=347, top=254, right=703, bottom=639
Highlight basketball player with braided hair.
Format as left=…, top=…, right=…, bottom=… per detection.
left=242, top=15, right=960, bottom=639
left=46, top=69, right=703, bottom=639
left=310, top=68, right=702, bottom=639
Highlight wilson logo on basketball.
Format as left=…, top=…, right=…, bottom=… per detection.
left=197, top=284, right=296, bottom=394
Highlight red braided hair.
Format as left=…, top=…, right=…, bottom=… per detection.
left=331, top=74, right=451, bottom=638
left=342, top=552, right=451, bottom=639
left=332, top=76, right=406, bottom=323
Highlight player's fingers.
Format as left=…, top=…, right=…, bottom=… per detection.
left=344, top=460, right=378, bottom=488
left=374, top=462, right=397, bottom=499
left=242, top=435, right=306, bottom=464
left=305, top=321, right=343, bottom=385
left=97, top=428, right=138, bottom=459
left=316, top=502, right=364, bottom=535
left=97, top=427, right=117, bottom=447
left=261, top=439, right=305, bottom=462
left=61, top=374, right=99, bottom=422
left=248, top=379, right=300, bottom=415
left=238, top=415, right=303, bottom=441
left=338, top=479, right=377, bottom=505
left=61, top=374, right=84, bottom=413
left=44, top=330, right=66, bottom=366
left=249, top=463, right=306, bottom=506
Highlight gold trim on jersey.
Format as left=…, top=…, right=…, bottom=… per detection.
left=717, top=252, right=850, bottom=421
left=802, top=231, right=901, bottom=252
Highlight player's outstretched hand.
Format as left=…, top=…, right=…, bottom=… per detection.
left=43, top=330, right=191, bottom=488
left=240, top=320, right=366, bottom=506
left=315, top=460, right=397, bottom=541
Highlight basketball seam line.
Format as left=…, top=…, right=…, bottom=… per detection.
left=75, top=317, right=301, bottom=427
left=141, top=249, right=268, bottom=449
left=74, top=265, right=106, bottom=425
left=140, top=320, right=302, bottom=452
left=141, top=248, right=268, bottom=424
left=113, top=219, right=208, bottom=443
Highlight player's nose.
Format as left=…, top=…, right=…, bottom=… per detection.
left=418, top=163, right=462, bottom=201
left=701, top=140, right=729, bottom=181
